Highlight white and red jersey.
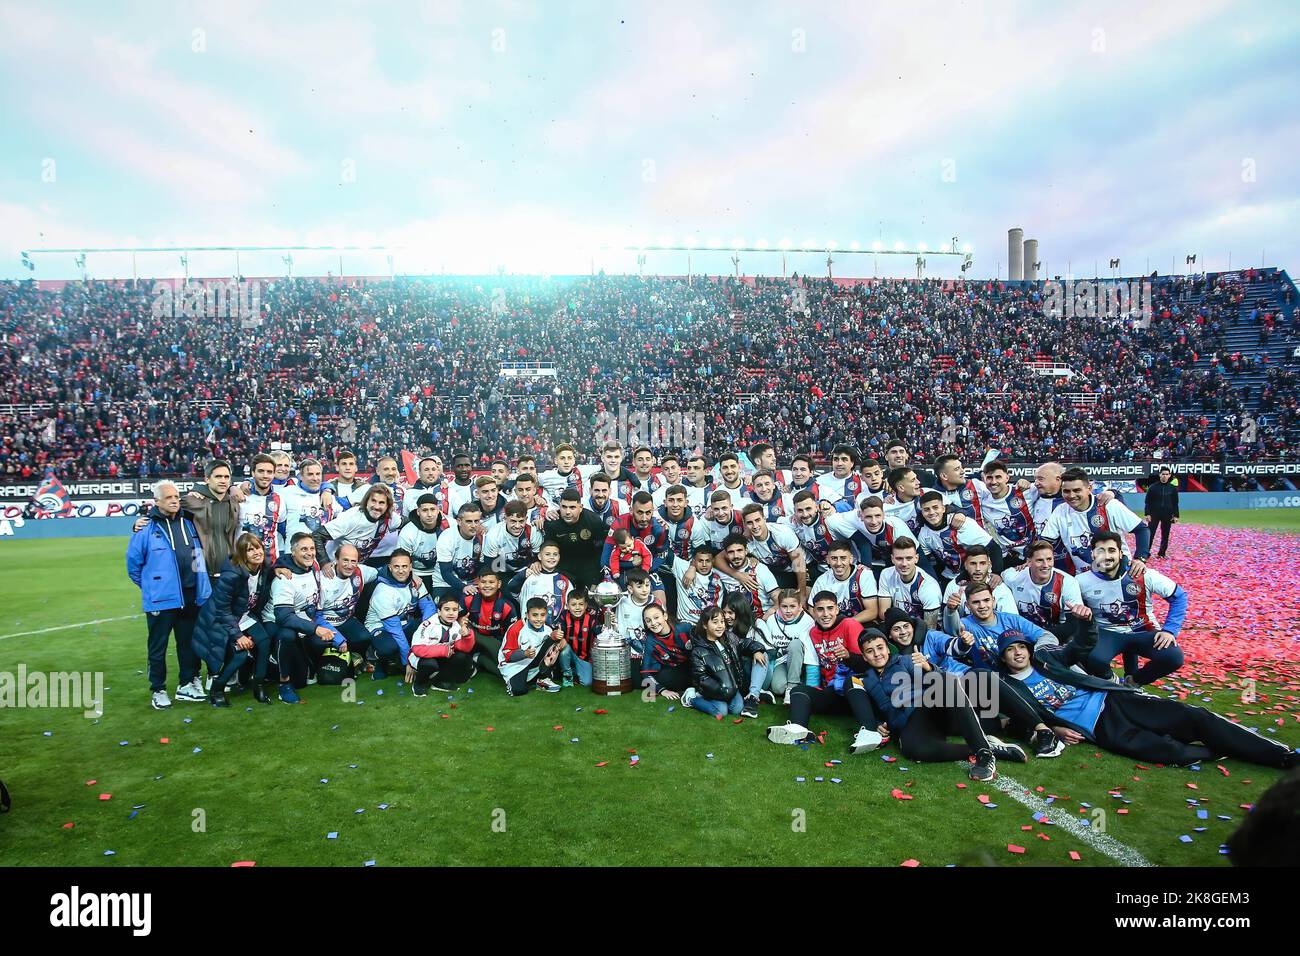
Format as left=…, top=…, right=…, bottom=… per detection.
left=878, top=567, right=943, bottom=618
left=240, top=487, right=284, bottom=562
left=322, top=505, right=397, bottom=562
left=1040, top=496, right=1143, bottom=574
left=749, top=491, right=793, bottom=523
left=915, top=518, right=993, bottom=581
left=817, top=471, right=864, bottom=507
left=701, top=509, right=746, bottom=549
left=981, top=487, right=1037, bottom=551
left=856, top=514, right=914, bottom=566
left=808, top=565, right=878, bottom=618
left=657, top=506, right=710, bottom=559
left=442, top=479, right=476, bottom=519
left=1075, top=565, right=1178, bottom=633
left=498, top=618, right=552, bottom=681
left=883, top=495, right=923, bottom=536
left=745, top=523, right=801, bottom=573
left=518, top=571, right=573, bottom=627
left=938, top=478, right=988, bottom=524
left=318, top=563, right=378, bottom=626
left=1002, top=566, right=1083, bottom=628
left=408, top=617, right=474, bottom=666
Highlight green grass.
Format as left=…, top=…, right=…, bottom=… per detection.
left=1183, top=509, right=1300, bottom=532
left=1, top=533, right=1295, bottom=868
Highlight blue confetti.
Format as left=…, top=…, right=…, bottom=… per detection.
left=132, top=804, right=145, bottom=809
left=1079, top=818, right=1090, bottom=827
left=1217, top=815, right=1232, bottom=821
left=1196, top=809, right=1208, bottom=820
left=43, top=731, right=52, bottom=737
left=320, top=778, right=329, bottom=784
left=378, top=804, right=389, bottom=810
left=327, top=832, right=338, bottom=840
left=1188, top=764, right=1201, bottom=772
left=128, top=811, right=138, bottom=820
left=983, top=803, right=998, bottom=810
left=1219, top=848, right=1230, bottom=855
left=104, top=850, right=116, bottom=856
left=1079, top=802, right=1092, bottom=809
left=829, top=759, right=842, bottom=765
left=376, top=689, right=383, bottom=696
left=364, top=860, right=376, bottom=867
left=705, top=753, right=713, bottom=759
left=1179, top=835, right=1193, bottom=843
left=795, top=776, right=806, bottom=782
left=575, top=707, right=582, bottom=712
left=331, top=725, right=339, bottom=731
left=814, top=776, right=824, bottom=782
left=1044, top=797, right=1055, bottom=804
left=192, top=747, right=202, bottom=754
left=898, top=767, right=909, bottom=772
left=1194, top=827, right=1207, bottom=833
left=830, top=777, right=842, bottom=784
left=183, top=718, right=192, bottom=724
left=667, top=706, right=675, bottom=713
left=570, top=738, right=579, bottom=743
left=119, top=741, right=129, bottom=747
left=466, top=688, right=474, bottom=694
left=349, top=764, right=357, bottom=769
left=354, top=809, right=365, bottom=814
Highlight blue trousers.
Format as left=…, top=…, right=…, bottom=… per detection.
left=1087, top=627, right=1185, bottom=685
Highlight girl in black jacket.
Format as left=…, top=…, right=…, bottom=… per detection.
left=194, top=533, right=275, bottom=707
left=682, top=607, right=768, bottom=719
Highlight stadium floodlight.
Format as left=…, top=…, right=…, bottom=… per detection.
left=754, top=238, right=769, bottom=250
left=850, top=241, right=861, bottom=251
left=894, top=241, right=905, bottom=251
left=779, top=238, right=792, bottom=250
left=707, top=237, right=722, bottom=249
left=872, top=240, right=883, bottom=251
left=801, top=238, right=817, bottom=250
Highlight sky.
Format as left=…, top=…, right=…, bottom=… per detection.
left=1, top=0, right=1298, bottom=281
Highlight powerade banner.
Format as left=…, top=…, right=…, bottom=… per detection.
left=0, top=479, right=208, bottom=502
left=967, top=461, right=1300, bottom=480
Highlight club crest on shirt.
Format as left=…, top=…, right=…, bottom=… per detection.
left=580, top=529, right=591, bottom=540
left=1124, top=581, right=1139, bottom=596
left=1089, top=514, right=1104, bottom=528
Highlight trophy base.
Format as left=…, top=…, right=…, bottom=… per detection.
left=592, top=677, right=634, bottom=696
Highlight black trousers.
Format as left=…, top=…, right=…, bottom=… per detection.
left=413, top=651, right=476, bottom=688
left=1149, top=515, right=1174, bottom=555
left=1094, top=693, right=1295, bottom=768
left=647, top=663, right=692, bottom=693
left=894, top=672, right=993, bottom=762
left=273, top=627, right=312, bottom=688
left=146, top=604, right=200, bottom=692
left=504, top=638, right=560, bottom=696
left=788, top=682, right=875, bottom=729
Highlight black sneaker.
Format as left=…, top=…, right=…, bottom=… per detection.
left=430, top=679, right=457, bottom=692
left=970, top=748, right=997, bottom=782
left=1031, top=729, right=1065, bottom=758
left=759, top=689, right=777, bottom=705
left=986, top=735, right=1028, bottom=763
left=412, top=683, right=429, bottom=698
left=741, top=695, right=759, bottom=719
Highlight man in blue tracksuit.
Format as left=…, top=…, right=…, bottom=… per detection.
left=127, top=481, right=212, bottom=710
left=364, top=549, right=436, bottom=676
left=999, top=634, right=1298, bottom=769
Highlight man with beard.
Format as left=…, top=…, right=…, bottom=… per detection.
left=583, top=473, right=624, bottom=529
left=542, top=488, right=609, bottom=593
left=240, top=453, right=285, bottom=564
left=328, top=449, right=369, bottom=509
left=1040, top=468, right=1150, bottom=575
left=313, top=484, right=398, bottom=568
left=404, top=455, right=445, bottom=517
left=443, top=453, right=477, bottom=518
left=281, top=458, right=339, bottom=541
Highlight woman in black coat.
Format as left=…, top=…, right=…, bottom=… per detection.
left=681, top=606, right=768, bottom=719
left=194, top=532, right=275, bottom=706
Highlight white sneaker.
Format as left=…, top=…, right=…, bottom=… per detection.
left=767, top=722, right=811, bottom=745
left=204, top=676, right=214, bottom=693
left=536, top=677, right=562, bottom=694
left=851, top=726, right=884, bottom=754
left=151, top=690, right=173, bottom=710
left=680, top=687, right=697, bottom=708
left=782, top=687, right=792, bottom=706
left=175, top=680, right=206, bottom=702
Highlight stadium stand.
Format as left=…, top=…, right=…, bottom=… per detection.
left=0, top=270, right=1295, bottom=480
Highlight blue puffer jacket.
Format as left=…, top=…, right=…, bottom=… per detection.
left=193, top=560, right=273, bottom=673
left=859, top=651, right=927, bottom=734
left=126, top=509, right=212, bottom=612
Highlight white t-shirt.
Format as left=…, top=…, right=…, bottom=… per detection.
left=1001, top=566, right=1084, bottom=628
left=428, top=530, right=484, bottom=591
left=322, top=506, right=397, bottom=562
left=318, top=564, right=378, bottom=626
left=670, top=555, right=725, bottom=625
left=877, top=566, right=943, bottom=618
left=1040, top=498, right=1143, bottom=573
left=809, top=566, right=879, bottom=618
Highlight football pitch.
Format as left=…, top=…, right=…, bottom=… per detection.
left=1, top=511, right=1297, bottom=868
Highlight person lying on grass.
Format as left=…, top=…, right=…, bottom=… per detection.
left=999, top=634, right=1299, bottom=769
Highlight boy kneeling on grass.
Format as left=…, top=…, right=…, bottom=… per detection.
left=405, top=593, right=477, bottom=696
left=500, top=597, right=564, bottom=696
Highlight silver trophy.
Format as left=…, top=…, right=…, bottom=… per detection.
left=589, top=581, right=633, bottom=695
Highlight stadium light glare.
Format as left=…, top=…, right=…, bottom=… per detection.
left=872, top=240, right=883, bottom=251
left=707, top=237, right=722, bottom=249
left=826, top=241, right=838, bottom=251
left=894, top=241, right=905, bottom=251
left=963, top=243, right=973, bottom=253
left=657, top=235, right=673, bottom=248
left=731, top=237, right=746, bottom=248
left=685, top=235, right=700, bottom=248
left=779, top=238, right=792, bottom=250
left=801, top=238, right=817, bottom=250
left=918, top=242, right=928, bottom=253
left=755, top=238, right=769, bottom=250
left=850, top=241, right=861, bottom=251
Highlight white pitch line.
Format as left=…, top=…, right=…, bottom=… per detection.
left=0, top=615, right=136, bottom=641
left=992, top=772, right=1155, bottom=867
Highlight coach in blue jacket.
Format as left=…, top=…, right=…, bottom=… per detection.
left=127, top=480, right=211, bottom=710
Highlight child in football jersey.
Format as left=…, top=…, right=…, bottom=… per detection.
left=511, top=540, right=573, bottom=627
left=640, top=603, right=692, bottom=698
left=500, top=598, right=563, bottom=696
left=753, top=588, right=816, bottom=702
left=606, top=527, right=652, bottom=586
left=555, top=589, right=599, bottom=687
left=405, top=593, right=476, bottom=695
left=462, top=569, right=517, bottom=677
left=614, top=568, right=662, bottom=658
left=1073, top=531, right=1187, bottom=686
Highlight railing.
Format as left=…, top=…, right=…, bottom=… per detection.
left=1064, top=392, right=1100, bottom=406
left=0, top=399, right=229, bottom=418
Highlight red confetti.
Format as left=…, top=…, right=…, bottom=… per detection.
left=1007, top=844, right=1026, bottom=854
left=1037, top=833, right=1051, bottom=841
left=900, top=859, right=920, bottom=867
left=1186, top=783, right=1199, bottom=790
left=977, top=794, right=991, bottom=804
left=98, top=794, right=111, bottom=801
left=1217, top=765, right=1230, bottom=777
left=1117, top=809, right=1129, bottom=815
left=552, top=725, right=563, bottom=731
left=732, top=718, right=744, bottom=724
left=1069, top=851, right=1081, bottom=861
left=955, top=783, right=967, bottom=789
left=62, top=823, right=74, bottom=829
left=231, top=861, right=256, bottom=867
left=1020, top=825, right=1033, bottom=831
left=485, top=727, right=494, bottom=732
left=595, top=761, right=608, bottom=767
left=592, top=709, right=608, bottom=715
left=159, top=738, right=170, bottom=744
left=890, top=788, right=913, bottom=801
left=85, top=780, right=96, bottom=786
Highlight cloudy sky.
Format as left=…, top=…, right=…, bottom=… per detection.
left=1, top=0, right=1297, bottom=280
